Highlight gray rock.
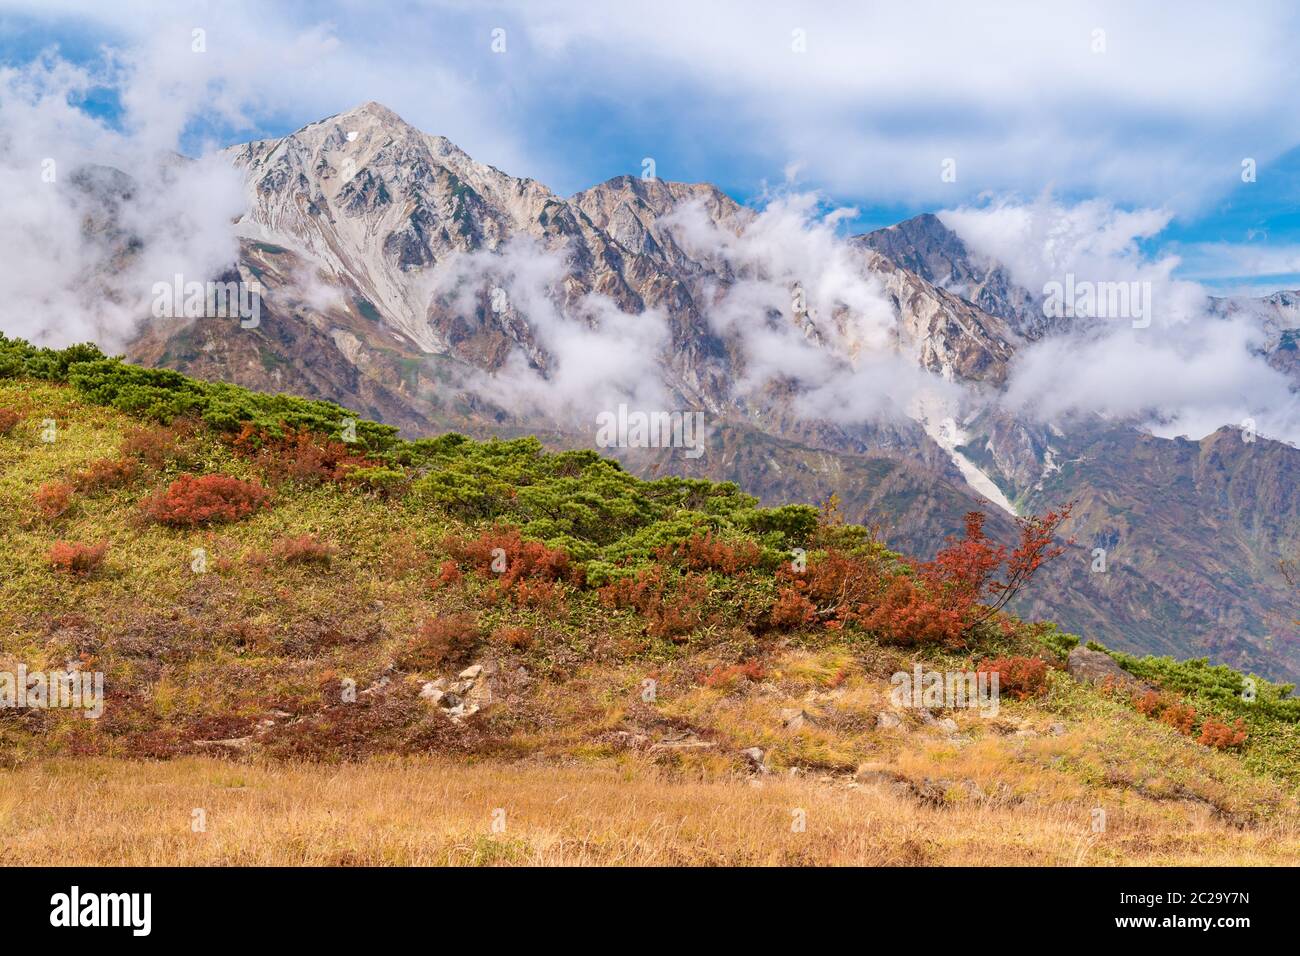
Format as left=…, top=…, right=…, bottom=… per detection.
left=1048, top=722, right=1066, bottom=736
left=936, top=717, right=959, bottom=734
left=876, top=711, right=902, bottom=730
left=854, top=762, right=903, bottom=786
left=649, top=734, right=717, bottom=753
left=739, top=747, right=767, bottom=772
left=1067, top=646, right=1145, bottom=689
left=458, top=664, right=483, bottom=680
left=781, top=708, right=810, bottom=731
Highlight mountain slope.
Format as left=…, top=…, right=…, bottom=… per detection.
left=98, top=102, right=1300, bottom=681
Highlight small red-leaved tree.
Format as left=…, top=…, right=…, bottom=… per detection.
left=925, top=505, right=1073, bottom=635
left=792, top=504, right=1072, bottom=647
left=140, top=474, right=271, bottom=527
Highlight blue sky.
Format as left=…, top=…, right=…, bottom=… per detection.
left=3, top=0, right=1300, bottom=293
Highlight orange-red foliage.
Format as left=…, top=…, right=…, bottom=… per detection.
left=599, top=567, right=709, bottom=641
left=493, top=626, right=534, bottom=651
left=658, top=531, right=762, bottom=575
left=770, top=587, right=816, bottom=630
left=271, top=533, right=338, bottom=565
left=1197, top=716, right=1248, bottom=750
left=976, top=656, right=1049, bottom=700
left=0, top=408, right=21, bottom=435
left=121, top=422, right=190, bottom=468
left=1158, top=701, right=1198, bottom=735
left=430, top=559, right=463, bottom=589
left=782, top=505, right=1071, bottom=647
left=703, top=660, right=766, bottom=689
left=48, top=540, right=108, bottom=574
left=443, top=525, right=581, bottom=588
left=232, top=425, right=375, bottom=485
left=34, top=481, right=74, bottom=519
left=140, top=474, right=271, bottom=527
left=510, top=578, right=566, bottom=612
left=401, top=613, right=481, bottom=669
left=72, top=456, right=137, bottom=492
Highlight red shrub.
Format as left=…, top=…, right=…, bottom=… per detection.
left=443, top=525, right=581, bottom=588
left=34, top=481, right=74, bottom=519
left=140, top=474, right=271, bottom=527
left=1134, top=690, right=1164, bottom=718
left=792, top=506, right=1071, bottom=647
left=233, top=425, right=375, bottom=486
left=493, top=625, right=534, bottom=651
left=48, top=540, right=108, bottom=574
left=510, top=578, right=566, bottom=612
left=770, top=587, right=816, bottom=630
left=599, top=567, right=709, bottom=641
left=271, top=533, right=338, bottom=565
left=0, top=408, right=21, bottom=435
left=658, top=531, right=762, bottom=575
left=703, top=660, right=766, bottom=689
left=1198, top=716, right=1248, bottom=750
left=976, top=656, right=1049, bottom=700
left=400, top=613, right=481, bottom=669
left=121, top=422, right=190, bottom=469
left=1158, top=701, right=1198, bottom=735
left=72, top=456, right=137, bottom=492
left=430, top=559, right=463, bottom=589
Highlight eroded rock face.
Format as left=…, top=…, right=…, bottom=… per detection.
left=1066, top=646, right=1145, bottom=690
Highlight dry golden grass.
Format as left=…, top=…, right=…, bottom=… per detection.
left=2, top=756, right=1298, bottom=866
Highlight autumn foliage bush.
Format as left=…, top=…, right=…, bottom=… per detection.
left=703, top=660, right=766, bottom=690
left=233, top=424, right=375, bottom=486
left=1131, top=689, right=1247, bottom=749
left=599, top=567, right=709, bottom=641
left=976, top=656, right=1049, bottom=700
left=271, top=533, right=338, bottom=565
left=48, top=540, right=108, bottom=574
left=1198, top=716, right=1249, bottom=750
left=443, top=524, right=580, bottom=588
left=0, top=407, right=20, bottom=435
left=120, top=422, right=190, bottom=469
left=400, top=613, right=481, bottom=669
left=72, top=456, right=137, bottom=492
left=776, top=506, right=1071, bottom=647
left=658, top=531, right=762, bottom=575
left=34, top=481, right=74, bottom=519
left=140, top=473, right=271, bottom=527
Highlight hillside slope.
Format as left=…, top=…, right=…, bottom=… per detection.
left=2, top=336, right=1300, bottom=864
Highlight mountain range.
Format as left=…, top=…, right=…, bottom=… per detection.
left=77, top=102, right=1299, bottom=681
